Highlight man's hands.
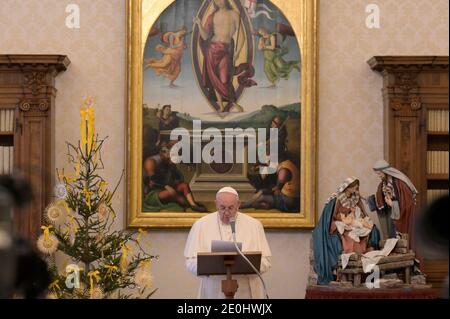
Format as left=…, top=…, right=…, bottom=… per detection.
left=385, top=195, right=393, bottom=207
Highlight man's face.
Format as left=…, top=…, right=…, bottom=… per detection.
left=163, top=106, right=171, bottom=117
left=375, top=171, right=385, bottom=180
left=160, top=148, right=170, bottom=161
left=214, top=0, right=226, bottom=9
left=216, top=192, right=239, bottom=224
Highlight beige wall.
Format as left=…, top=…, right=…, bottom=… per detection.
left=0, top=0, right=448, bottom=298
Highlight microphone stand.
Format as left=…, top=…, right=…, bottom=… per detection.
left=230, top=218, right=269, bottom=299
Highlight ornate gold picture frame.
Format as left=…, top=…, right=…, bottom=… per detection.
left=126, top=0, right=318, bottom=228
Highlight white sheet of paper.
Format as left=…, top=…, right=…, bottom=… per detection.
left=341, top=253, right=355, bottom=270
left=211, top=240, right=242, bottom=252
left=361, top=238, right=398, bottom=273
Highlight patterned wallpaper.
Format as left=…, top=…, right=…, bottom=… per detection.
left=319, top=0, right=449, bottom=207
left=0, top=0, right=448, bottom=298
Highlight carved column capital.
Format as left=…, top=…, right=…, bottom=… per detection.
left=389, top=96, right=422, bottom=111
left=385, top=71, right=421, bottom=112
left=19, top=98, right=50, bottom=114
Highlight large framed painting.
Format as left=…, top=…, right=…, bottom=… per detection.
left=126, top=0, right=318, bottom=228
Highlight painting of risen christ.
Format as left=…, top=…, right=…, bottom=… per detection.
left=138, top=0, right=305, bottom=221
left=192, top=0, right=256, bottom=114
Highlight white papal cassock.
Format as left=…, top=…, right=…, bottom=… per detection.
left=184, top=211, right=272, bottom=299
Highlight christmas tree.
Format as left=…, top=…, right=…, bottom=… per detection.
left=37, top=97, right=157, bottom=299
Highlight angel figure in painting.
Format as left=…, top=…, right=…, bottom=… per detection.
left=145, top=26, right=188, bottom=88
left=257, top=24, right=300, bottom=88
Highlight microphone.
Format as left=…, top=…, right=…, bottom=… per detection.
left=229, top=215, right=269, bottom=299
left=229, top=217, right=236, bottom=234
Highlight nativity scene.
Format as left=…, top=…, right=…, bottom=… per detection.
left=310, top=162, right=430, bottom=293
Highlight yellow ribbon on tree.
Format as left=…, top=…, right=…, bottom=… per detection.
left=48, top=279, right=61, bottom=291
left=41, top=225, right=53, bottom=241
left=82, top=187, right=93, bottom=210
left=87, top=270, right=101, bottom=295
left=120, top=244, right=131, bottom=273
left=58, top=169, right=72, bottom=183
left=104, top=265, right=119, bottom=277
left=86, top=107, right=96, bottom=154
left=63, top=173, right=76, bottom=184
left=80, top=108, right=88, bottom=149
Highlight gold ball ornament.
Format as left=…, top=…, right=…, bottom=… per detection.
left=37, top=234, right=59, bottom=255
left=46, top=204, right=64, bottom=223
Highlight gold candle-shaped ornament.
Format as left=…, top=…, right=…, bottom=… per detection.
left=80, top=97, right=96, bottom=155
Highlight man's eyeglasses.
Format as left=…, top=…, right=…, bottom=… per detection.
left=218, top=206, right=235, bottom=213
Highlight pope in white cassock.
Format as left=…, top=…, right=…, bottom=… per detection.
left=184, top=187, right=272, bottom=299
